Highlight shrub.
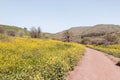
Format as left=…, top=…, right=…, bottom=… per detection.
left=104, top=33, right=119, bottom=44
left=81, top=37, right=91, bottom=44
left=0, top=27, right=5, bottom=34
left=81, top=32, right=106, bottom=38
left=18, top=31, right=24, bottom=37
left=6, top=30, right=16, bottom=36
left=91, top=38, right=106, bottom=45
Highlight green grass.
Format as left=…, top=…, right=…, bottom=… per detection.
left=0, top=24, right=29, bottom=35
left=87, top=45, right=120, bottom=58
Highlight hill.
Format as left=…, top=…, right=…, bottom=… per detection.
left=1, top=24, right=120, bottom=42
left=0, top=24, right=29, bottom=35
left=53, top=24, right=120, bottom=42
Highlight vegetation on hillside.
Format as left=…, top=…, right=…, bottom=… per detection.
left=81, top=33, right=119, bottom=45
left=1, top=24, right=120, bottom=44
left=0, top=24, right=29, bottom=36
left=53, top=24, right=120, bottom=43
left=0, top=37, right=85, bottom=80
left=88, top=45, right=120, bottom=58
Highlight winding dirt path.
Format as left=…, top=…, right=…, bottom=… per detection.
left=66, top=48, right=120, bottom=80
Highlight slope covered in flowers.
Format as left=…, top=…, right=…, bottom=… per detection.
left=88, top=45, right=120, bottom=58
left=0, top=37, right=85, bottom=80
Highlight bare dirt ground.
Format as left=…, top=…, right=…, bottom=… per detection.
left=66, top=48, right=120, bottom=80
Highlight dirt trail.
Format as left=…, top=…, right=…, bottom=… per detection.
left=66, top=48, right=120, bottom=80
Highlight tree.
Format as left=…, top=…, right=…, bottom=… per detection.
left=24, top=27, right=27, bottom=30
left=30, top=27, right=42, bottom=38
left=37, top=27, right=41, bottom=38
left=62, top=30, right=73, bottom=42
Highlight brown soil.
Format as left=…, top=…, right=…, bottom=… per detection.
left=66, top=48, right=120, bottom=80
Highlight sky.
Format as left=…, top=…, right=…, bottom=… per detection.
left=0, top=0, right=120, bottom=33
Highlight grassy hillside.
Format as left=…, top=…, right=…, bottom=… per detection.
left=0, top=37, right=85, bottom=80
left=53, top=24, right=120, bottom=42
left=1, top=24, right=120, bottom=42
left=0, top=24, right=29, bottom=35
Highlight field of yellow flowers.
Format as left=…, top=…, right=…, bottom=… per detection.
left=88, top=45, right=120, bottom=58
left=0, top=37, right=85, bottom=80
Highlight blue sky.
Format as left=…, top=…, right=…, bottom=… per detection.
left=0, top=0, right=120, bottom=33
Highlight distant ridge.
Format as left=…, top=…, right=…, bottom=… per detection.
left=1, top=24, right=120, bottom=40
left=53, top=24, right=120, bottom=41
